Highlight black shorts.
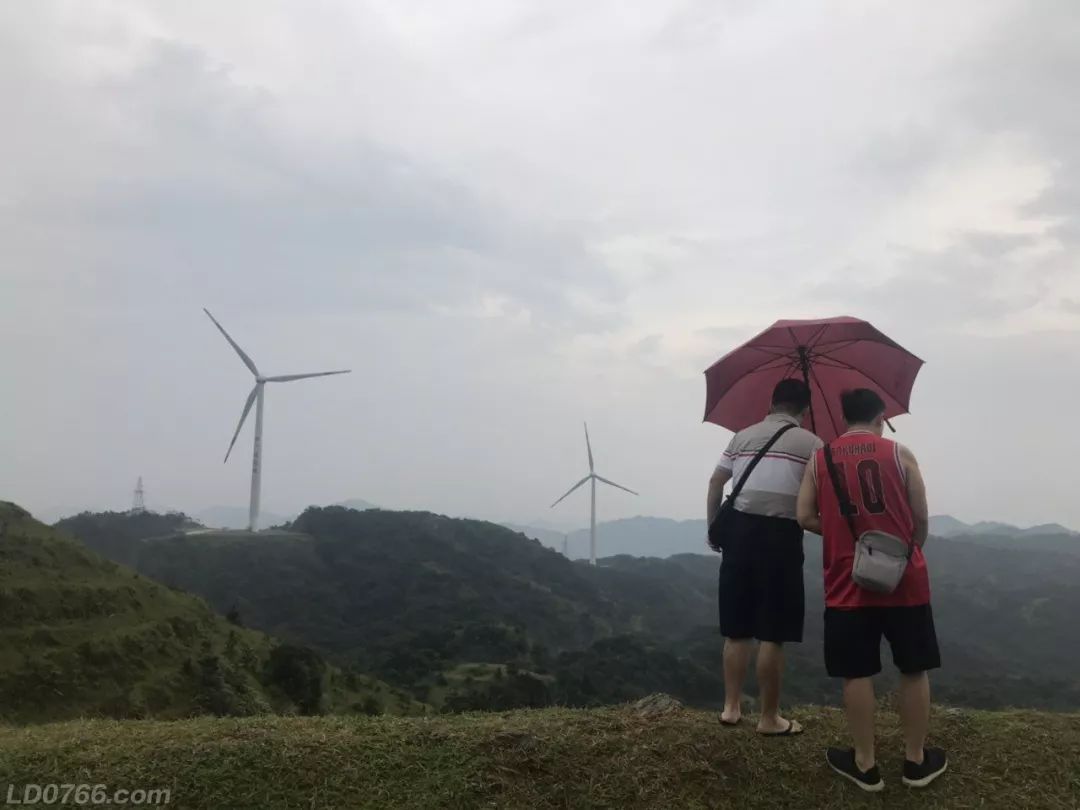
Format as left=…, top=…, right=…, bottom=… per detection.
left=824, top=604, right=941, bottom=679
left=717, top=510, right=805, bottom=643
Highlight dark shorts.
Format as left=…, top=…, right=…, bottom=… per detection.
left=824, top=604, right=941, bottom=679
left=717, top=510, right=805, bottom=643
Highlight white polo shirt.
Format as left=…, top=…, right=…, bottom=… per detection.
left=715, top=413, right=823, bottom=520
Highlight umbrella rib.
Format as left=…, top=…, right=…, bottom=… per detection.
left=743, top=342, right=808, bottom=350
left=705, top=350, right=802, bottom=412
left=743, top=346, right=802, bottom=360
left=780, top=356, right=801, bottom=379
left=746, top=355, right=803, bottom=379
left=744, top=355, right=801, bottom=375
left=706, top=346, right=797, bottom=381
left=808, top=352, right=918, bottom=413
left=808, top=339, right=861, bottom=356
left=809, top=356, right=856, bottom=370
left=816, top=334, right=909, bottom=354
left=804, top=323, right=832, bottom=350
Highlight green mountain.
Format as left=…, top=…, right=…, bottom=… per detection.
left=335, top=498, right=378, bottom=511
left=515, top=514, right=1079, bottom=558
left=57, top=505, right=1080, bottom=714
left=929, top=514, right=1078, bottom=538
left=193, top=499, right=378, bottom=531
left=1, top=502, right=421, bottom=723
left=60, top=507, right=725, bottom=710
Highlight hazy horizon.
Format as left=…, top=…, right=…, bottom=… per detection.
left=25, top=496, right=1078, bottom=537
left=3, top=2, right=1079, bottom=531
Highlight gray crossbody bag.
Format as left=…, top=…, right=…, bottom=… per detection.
left=822, top=442, right=913, bottom=594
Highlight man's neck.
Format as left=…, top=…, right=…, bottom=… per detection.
left=844, top=423, right=878, bottom=435
left=769, top=409, right=801, bottom=421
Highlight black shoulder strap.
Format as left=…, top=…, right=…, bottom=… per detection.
left=728, top=423, right=797, bottom=504
left=822, top=442, right=858, bottom=542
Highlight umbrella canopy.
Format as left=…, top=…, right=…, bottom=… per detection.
left=703, top=317, right=924, bottom=442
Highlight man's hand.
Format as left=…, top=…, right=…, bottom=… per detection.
left=796, top=456, right=822, bottom=535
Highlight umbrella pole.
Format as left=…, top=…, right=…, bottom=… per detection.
left=797, top=347, right=818, bottom=434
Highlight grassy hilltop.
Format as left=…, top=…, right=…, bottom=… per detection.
left=2, top=703, right=1078, bottom=809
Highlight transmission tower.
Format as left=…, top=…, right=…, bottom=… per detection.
left=132, top=477, right=146, bottom=513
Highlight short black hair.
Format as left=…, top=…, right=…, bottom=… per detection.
left=771, top=378, right=811, bottom=413
left=841, top=388, right=886, bottom=425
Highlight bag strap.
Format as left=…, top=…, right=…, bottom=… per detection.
left=821, top=442, right=914, bottom=560
left=822, top=442, right=859, bottom=543
left=727, top=423, right=797, bottom=506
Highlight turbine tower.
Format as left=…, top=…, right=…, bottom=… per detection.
left=132, top=477, right=146, bottom=514
left=204, top=309, right=350, bottom=532
left=550, top=423, right=637, bottom=566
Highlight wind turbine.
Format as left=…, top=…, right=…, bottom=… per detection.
left=204, top=309, right=350, bottom=532
left=550, top=423, right=637, bottom=566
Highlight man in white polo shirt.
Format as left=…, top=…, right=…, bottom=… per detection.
left=706, top=379, right=822, bottom=735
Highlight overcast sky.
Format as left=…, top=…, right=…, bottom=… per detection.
left=2, top=1, right=1078, bottom=530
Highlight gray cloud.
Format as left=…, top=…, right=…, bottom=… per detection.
left=3, top=33, right=617, bottom=328
left=960, top=2, right=1080, bottom=247
left=2, top=1, right=1079, bottom=531
left=806, top=230, right=1051, bottom=328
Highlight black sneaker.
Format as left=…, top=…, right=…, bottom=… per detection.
left=903, top=747, right=948, bottom=788
left=826, top=747, right=885, bottom=793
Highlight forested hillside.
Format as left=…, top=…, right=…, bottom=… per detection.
left=58, top=506, right=1080, bottom=713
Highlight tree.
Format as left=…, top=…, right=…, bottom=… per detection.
left=226, top=604, right=243, bottom=626
left=266, top=645, right=326, bottom=716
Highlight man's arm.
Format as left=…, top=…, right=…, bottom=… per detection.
left=707, top=468, right=732, bottom=525
left=707, top=437, right=737, bottom=524
left=899, top=444, right=929, bottom=547
left=796, top=455, right=822, bottom=535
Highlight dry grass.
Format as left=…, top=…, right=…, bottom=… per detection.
left=2, top=703, right=1079, bottom=809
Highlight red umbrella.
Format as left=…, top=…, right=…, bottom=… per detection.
left=703, top=316, right=924, bottom=441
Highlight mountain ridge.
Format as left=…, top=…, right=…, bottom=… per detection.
left=510, top=514, right=1079, bottom=559
left=56, top=505, right=1080, bottom=713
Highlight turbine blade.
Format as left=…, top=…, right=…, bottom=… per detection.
left=584, top=422, right=594, bottom=472
left=264, top=370, right=351, bottom=382
left=550, top=475, right=592, bottom=508
left=224, top=385, right=259, bottom=463
left=594, top=475, right=638, bottom=496
left=204, top=309, right=259, bottom=376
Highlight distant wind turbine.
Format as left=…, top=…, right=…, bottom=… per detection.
left=204, top=309, right=350, bottom=532
left=550, top=423, right=637, bottom=566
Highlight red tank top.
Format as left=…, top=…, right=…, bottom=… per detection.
left=814, top=432, right=931, bottom=608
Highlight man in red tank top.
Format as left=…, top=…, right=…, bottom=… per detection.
left=796, top=389, right=947, bottom=792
